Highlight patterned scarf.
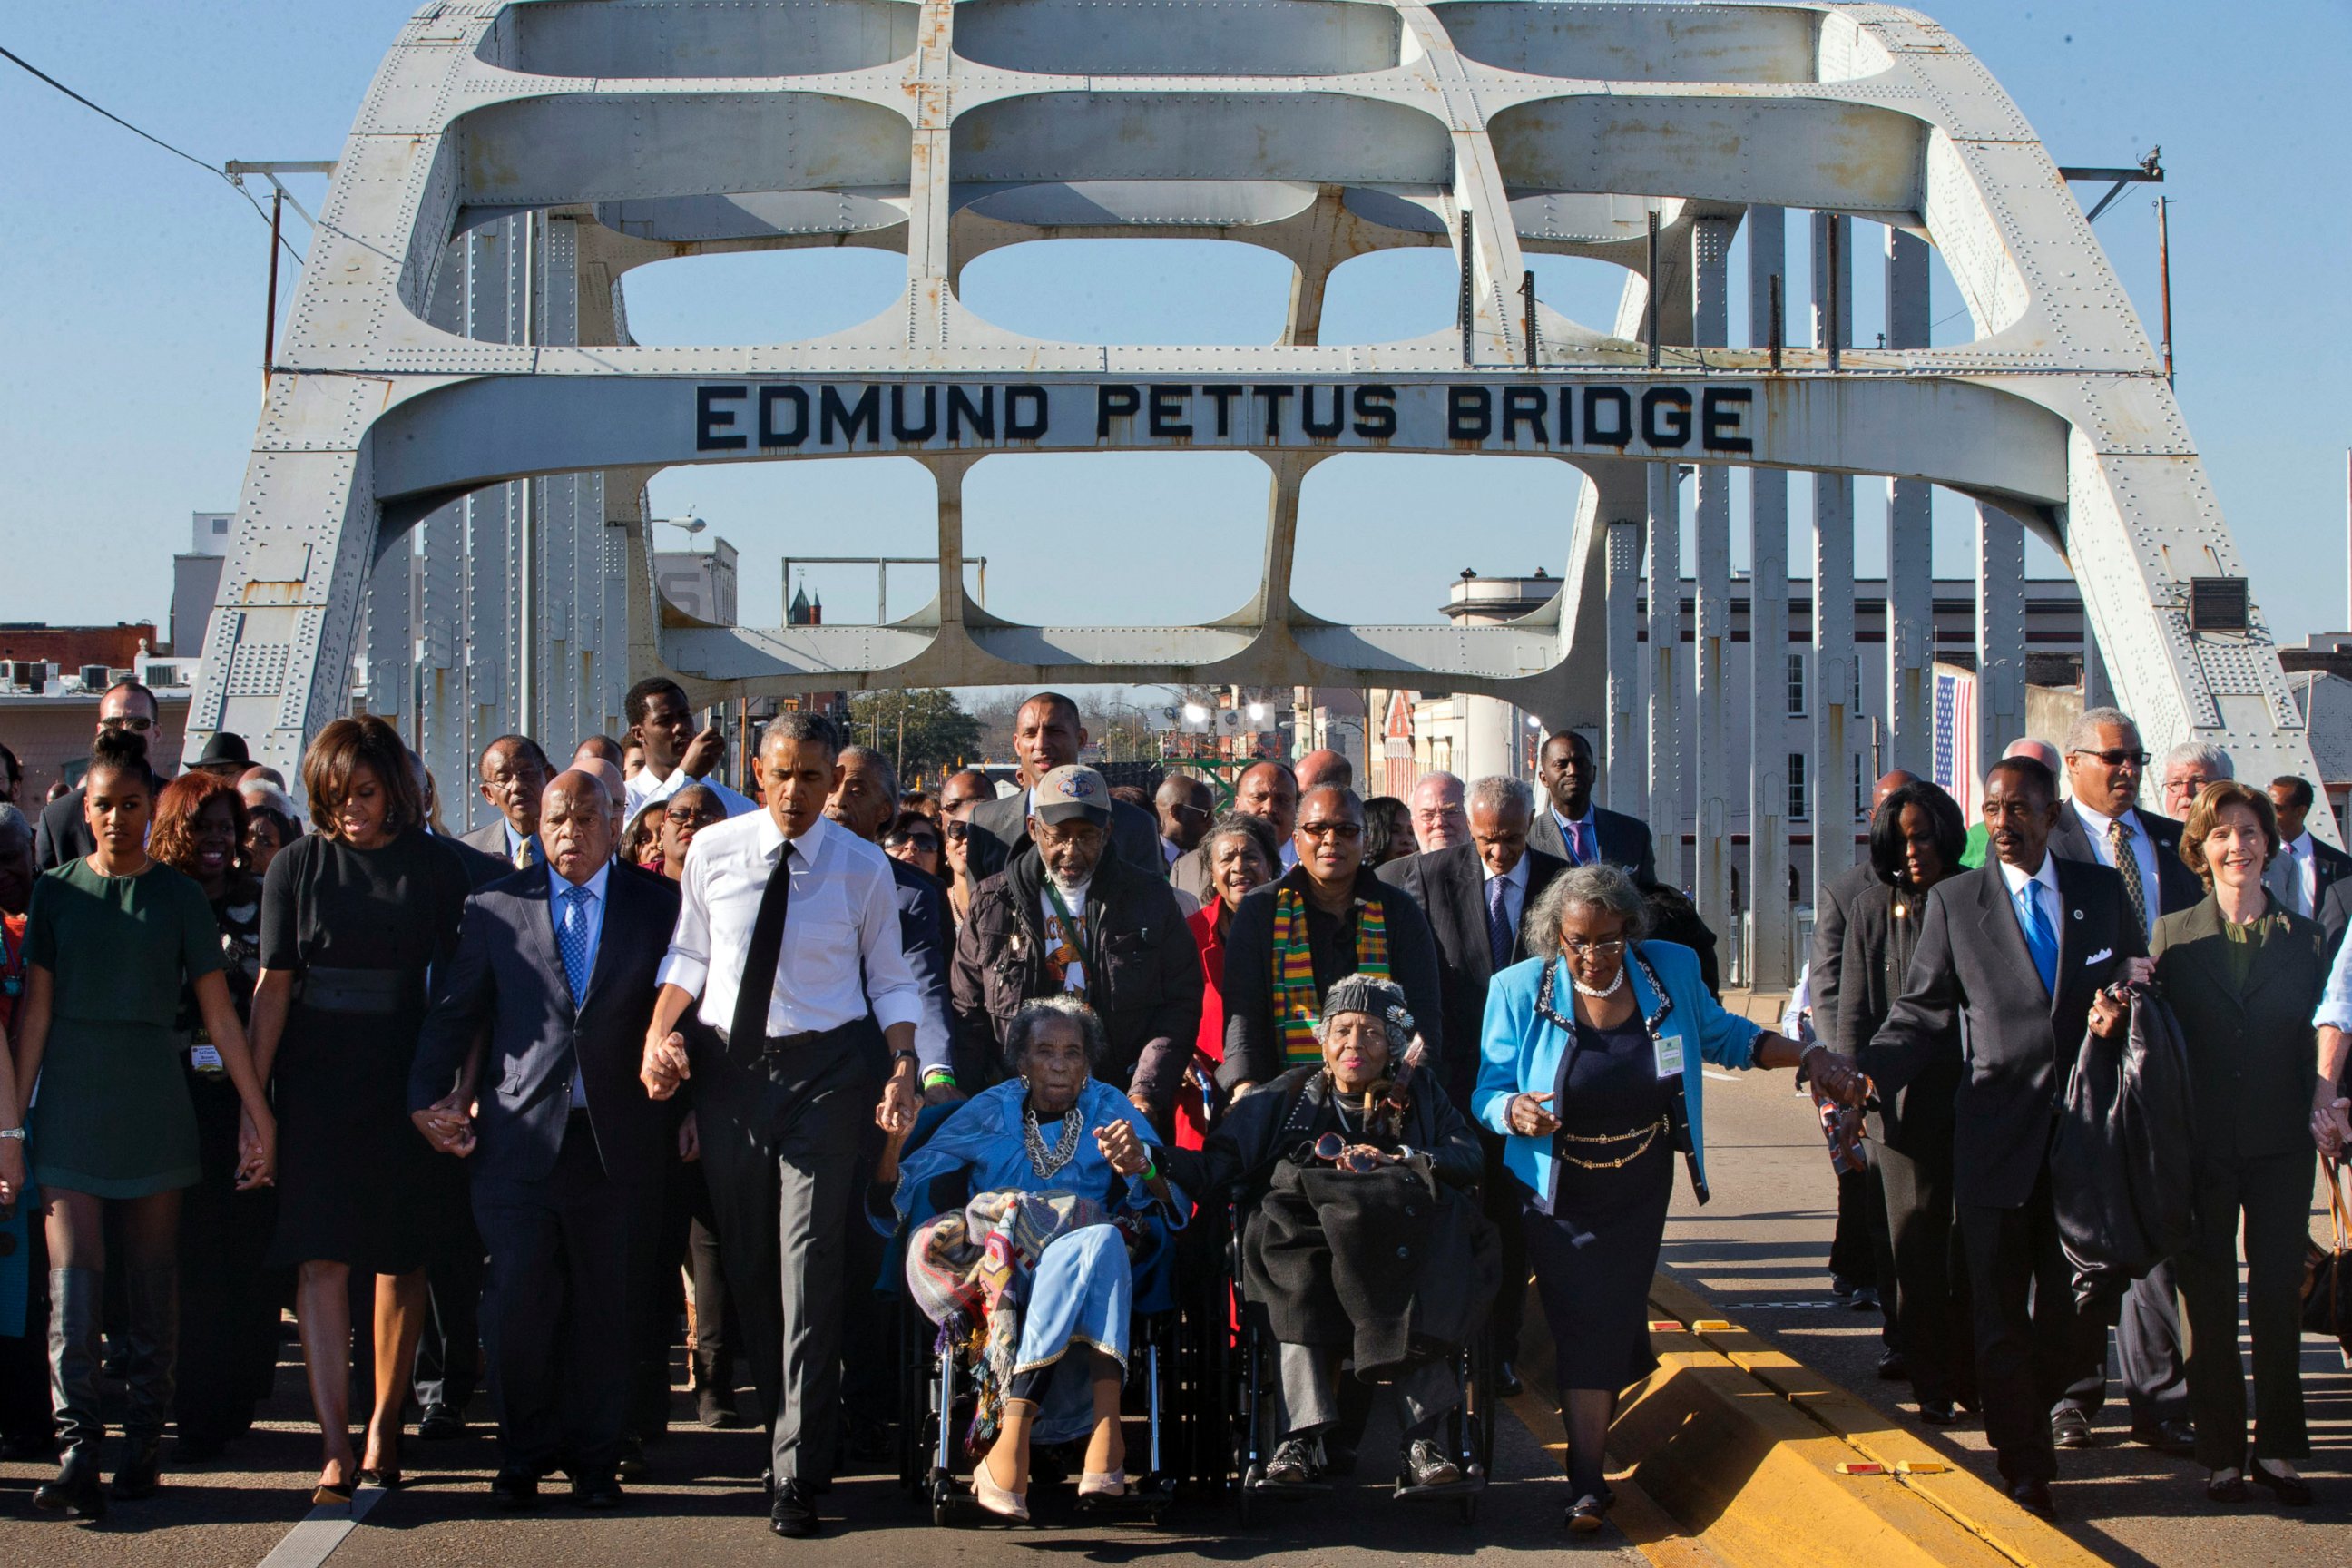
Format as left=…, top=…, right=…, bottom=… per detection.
left=1271, top=885, right=1390, bottom=1067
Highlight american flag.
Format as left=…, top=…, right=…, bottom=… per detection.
left=1932, top=667, right=1979, bottom=820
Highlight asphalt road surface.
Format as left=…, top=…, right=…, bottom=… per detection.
left=1665, top=1054, right=2350, bottom=1568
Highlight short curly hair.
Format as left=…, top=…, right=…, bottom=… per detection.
left=1526, top=861, right=1651, bottom=958
left=2179, top=778, right=2279, bottom=888
left=1004, top=995, right=1107, bottom=1075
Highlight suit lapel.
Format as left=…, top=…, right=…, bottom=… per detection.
left=575, top=867, right=634, bottom=1014
left=1452, top=848, right=1494, bottom=984
left=1972, top=867, right=2048, bottom=1004
left=520, top=873, right=573, bottom=1013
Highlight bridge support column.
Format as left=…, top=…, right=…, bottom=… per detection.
left=1811, top=211, right=1857, bottom=903
left=1976, top=501, right=2028, bottom=766
left=1885, top=228, right=1934, bottom=773
left=1605, top=514, right=1645, bottom=818
left=1646, top=461, right=1682, bottom=889
left=1747, top=205, right=1793, bottom=986
left=1691, top=216, right=1734, bottom=936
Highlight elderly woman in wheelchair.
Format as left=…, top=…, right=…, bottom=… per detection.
left=1192, top=974, right=1497, bottom=1493
left=877, top=995, right=1183, bottom=1523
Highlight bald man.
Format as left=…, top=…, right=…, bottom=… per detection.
left=1294, top=749, right=1351, bottom=795
left=410, top=769, right=683, bottom=1506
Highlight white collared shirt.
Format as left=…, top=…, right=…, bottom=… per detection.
left=625, top=765, right=757, bottom=823
left=2280, top=832, right=2318, bottom=918
left=2068, top=798, right=2160, bottom=935
left=1996, top=851, right=2063, bottom=949
left=656, top=809, right=922, bottom=1040
left=550, top=861, right=611, bottom=1104
left=1481, top=849, right=1531, bottom=947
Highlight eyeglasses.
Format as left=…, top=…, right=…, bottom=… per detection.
left=1564, top=937, right=1627, bottom=959
left=1171, top=801, right=1212, bottom=821
left=2071, top=747, right=2149, bottom=769
left=886, top=834, right=941, bottom=855
left=942, top=819, right=970, bottom=840
left=1297, top=820, right=1363, bottom=841
left=663, top=806, right=718, bottom=826
left=99, top=715, right=154, bottom=733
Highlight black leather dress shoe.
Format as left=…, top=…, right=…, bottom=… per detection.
left=2249, top=1461, right=2314, bottom=1506
left=1916, top=1400, right=1957, bottom=1426
left=770, top=1478, right=820, bottom=1537
left=615, top=1436, right=648, bottom=1478
left=572, top=1471, right=625, bottom=1509
left=2051, top=1409, right=2093, bottom=1449
left=1494, top=1361, right=1524, bottom=1398
left=417, top=1404, right=465, bottom=1442
left=1565, top=1490, right=1615, bottom=1532
left=2007, top=1478, right=2056, bottom=1520
left=490, top=1467, right=541, bottom=1510
left=1877, top=1351, right=1909, bottom=1382
left=2129, top=1419, right=2196, bottom=1457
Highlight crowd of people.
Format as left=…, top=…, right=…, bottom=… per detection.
left=0, top=680, right=2343, bottom=1535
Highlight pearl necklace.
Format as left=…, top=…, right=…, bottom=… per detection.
left=1571, top=964, right=1626, bottom=999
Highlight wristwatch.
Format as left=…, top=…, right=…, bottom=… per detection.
left=889, top=1048, right=920, bottom=1072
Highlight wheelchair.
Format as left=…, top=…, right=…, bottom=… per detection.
left=1220, top=1195, right=1497, bottom=1526
left=883, top=1107, right=1222, bottom=1527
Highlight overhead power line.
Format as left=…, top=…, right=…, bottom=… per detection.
left=0, top=41, right=303, bottom=261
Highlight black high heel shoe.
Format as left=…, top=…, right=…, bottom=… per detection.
left=2249, top=1461, right=2313, bottom=1506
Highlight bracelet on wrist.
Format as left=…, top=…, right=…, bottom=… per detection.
left=922, top=1067, right=956, bottom=1090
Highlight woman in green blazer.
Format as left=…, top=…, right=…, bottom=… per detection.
left=2150, top=779, right=2326, bottom=1507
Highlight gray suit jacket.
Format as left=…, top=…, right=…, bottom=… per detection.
left=1863, top=858, right=2144, bottom=1210
left=1527, top=802, right=1658, bottom=887
left=1377, top=843, right=1568, bottom=1106
left=459, top=817, right=533, bottom=862
left=1806, top=859, right=1882, bottom=1052
left=966, top=787, right=1161, bottom=881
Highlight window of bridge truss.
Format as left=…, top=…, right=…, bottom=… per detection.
left=615, top=249, right=910, bottom=348
left=1289, top=454, right=1583, bottom=627
left=956, top=240, right=1294, bottom=348
left=643, top=457, right=938, bottom=627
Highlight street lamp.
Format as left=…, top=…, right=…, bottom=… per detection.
left=1247, top=702, right=1268, bottom=723
left=1183, top=703, right=1210, bottom=724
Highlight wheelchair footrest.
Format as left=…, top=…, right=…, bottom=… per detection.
left=1391, top=1465, right=1486, bottom=1503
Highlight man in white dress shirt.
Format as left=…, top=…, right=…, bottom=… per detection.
left=2266, top=774, right=2352, bottom=920
left=621, top=676, right=755, bottom=822
left=640, top=711, right=920, bottom=1537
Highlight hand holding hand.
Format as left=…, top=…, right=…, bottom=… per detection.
left=642, top=1031, right=691, bottom=1101
left=2314, top=1088, right=2352, bottom=1158
left=874, top=1069, right=918, bottom=1137
left=1801, top=1046, right=1871, bottom=1109
left=1508, top=1091, right=1560, bottom=1137
left=237, top=1106, right=279, bottom=1188
left=1093, top=1119, right=1150, bottom=1177
left=0, top=1139, right=24, bottom=1212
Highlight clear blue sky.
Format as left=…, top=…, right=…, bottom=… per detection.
left=4, top=2, right=2347, bottom=642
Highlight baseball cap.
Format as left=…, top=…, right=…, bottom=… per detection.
left=1031, top=764, right=1112, bottom=828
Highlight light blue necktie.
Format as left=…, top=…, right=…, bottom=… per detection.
left=556, top=883, right=593, bottom=1008
left=2017, top=879, right=2059, bottom=997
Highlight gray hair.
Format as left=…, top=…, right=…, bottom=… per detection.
left=2063, top=705, right=2139, bottom=757
left=1526, top=862, right=1651, bottom=957
left=838, top=744, right=901, bottom=807
left=1003, top=995, right=1107, bottom=1074
left=2161, top=740, right=2231, bottom=780
left=1201, top=809, right=1281, bottom=868
left=1466, top=774, right=1534, bottom=820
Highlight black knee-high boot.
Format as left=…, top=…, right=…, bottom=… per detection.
left=111, top=1267, right=179, bottom=1499
left=33, top=1268, right=106, bottom=1519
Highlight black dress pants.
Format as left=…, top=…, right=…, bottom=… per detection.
left=2175, top=1143, right=2316, bottom=1470
left=1875, top=1131, right=1972, bottom=1407
left=1957, top=1164, right=2110, bottom=1485
left=473, top=1114, right=660, bottom=1476
left=697, top=1027, right=875, bottom=1485
left=176, top=1073, right=286, bottom=1444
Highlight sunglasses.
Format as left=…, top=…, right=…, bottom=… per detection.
left=886, top=834, right=942, bottom=854
left=1310, top=1132, right=1392, bottom=1173
left=100, top=715, right=155, bottom=733
left=1298, top=820, right=1363, bottom=841
left=942, top=819, right=970, bottom=840
left=2071, top=747, right=2149, bottom=769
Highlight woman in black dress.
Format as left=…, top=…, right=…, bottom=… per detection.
left=1829, top=780, right=1972, bottom=1425
left=248, top=717, right=471, bottom=1505
left=1475, top=863, right=1863, bottom=1531
left=150, top=770, right=286, bottom=1460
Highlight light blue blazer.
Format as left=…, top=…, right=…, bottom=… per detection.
left=1473, top=941, right=1761, bottom=1202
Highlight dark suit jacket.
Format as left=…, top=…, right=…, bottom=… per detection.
left=2150, top=895, right=2331, bottom=1161
left=1376, top=843, right=1568, bottom=1106
left=1806, top=859, right=1881, bottom=1052
left=1828, top=880, right=1963, bottom=1154
left=2268, top=836, right=2352, bottom=927
left=410, top=862, right=681, bottom=1187
left=2318, top=877, right=2352, bottom=964
left=1527, top=801, right=1657, bottom=887
left=884, top=858, right=956, bottom=1077
left=34, top=788, right=93, bottom=870
left=2048, top=801, right=2200, bottom=931
left=1217, top=866, right=1446, bottom=1091
left=444, top=830, right=515, bottom=892
left=1863, top=857, right=2144, bottom=1210
left=965, top=789, right=1162, bottom=882
left=459, top=817, right=541, bottom=867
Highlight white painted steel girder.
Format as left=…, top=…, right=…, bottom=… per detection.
left=187, top=0, right=2327, bottom=848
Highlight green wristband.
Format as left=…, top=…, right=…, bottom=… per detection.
left=922, top=1067, right=956, bottom=1090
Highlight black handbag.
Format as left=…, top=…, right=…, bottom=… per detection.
left=2302, top=1158, right=2352, bottom=1356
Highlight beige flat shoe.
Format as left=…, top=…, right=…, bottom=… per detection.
left=1078, top=1469, right=1128, bottom=1499
left=972, top=1462, right=1028, bottom=1522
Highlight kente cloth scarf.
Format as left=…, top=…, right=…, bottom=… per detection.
left=1271, top=886, right=1390, bottom=1068
left=905, top=1189, right=1133, bottom=1454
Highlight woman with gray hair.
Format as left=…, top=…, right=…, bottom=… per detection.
left=877, top=996, right=1181, bottom=1521
left=1192, top=973, right=1491, bottom=1494
left=1475, top=863, right=1864, bottom=1532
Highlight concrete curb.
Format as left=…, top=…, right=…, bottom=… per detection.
left=1516, top=1270, right=2107, bottom=1568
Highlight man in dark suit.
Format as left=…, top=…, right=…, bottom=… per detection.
left=2047, top=708, right=2197, bottom=1454
left=35, top=680, right=163, bottom=868
left=409, top=770, right=682, bottom=1509
left=2265, top=775, right=2352, bottom=924
left=965, top=692, right=1161, bottom=878
left=459, top=736, right=553, bottom=869
left=1526, top=730, right=1656, bottom=886
left=1171, top=759, right=1297, bottom=906
left=1377, top=774, right=1565, bottom=1393
left=1865, top=756, right=2146, bottom=1519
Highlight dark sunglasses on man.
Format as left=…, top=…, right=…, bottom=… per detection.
left=2070, top=747, right=2149, bottom=769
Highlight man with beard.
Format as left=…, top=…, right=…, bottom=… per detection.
left=949, top=765, right=1202, bottom=1116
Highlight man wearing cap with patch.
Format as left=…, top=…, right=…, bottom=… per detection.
left=950, top=765, right=1203, bottom=1118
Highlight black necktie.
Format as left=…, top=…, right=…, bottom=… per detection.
left=728, top=841, right=794, bottom=1062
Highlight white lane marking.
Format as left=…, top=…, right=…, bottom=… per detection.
left=256, top=1484, right=385, bottom=1568
left=1701, top=1070, right=1739, bottom=1083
